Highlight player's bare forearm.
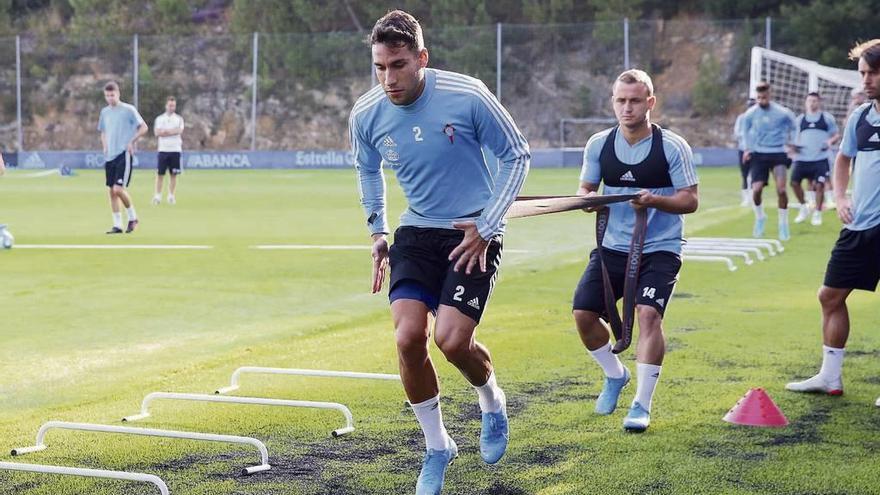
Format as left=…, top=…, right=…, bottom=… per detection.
left=833, top=153, right=851, bottom=202
left=633, top=185, right=698, bottom=214
left=577, top=181, right=599, bottom=195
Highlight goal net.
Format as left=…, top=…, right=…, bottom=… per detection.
left=749, top=46, right=861, bottom=123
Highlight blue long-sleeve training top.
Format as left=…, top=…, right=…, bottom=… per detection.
left=349, top=68, right=530, bottom=240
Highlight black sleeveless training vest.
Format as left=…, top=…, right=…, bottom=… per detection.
left=800, top=113, right=829, bottom=132
left=856, top=105, right=880, bottom=153
left=599, top=124, right=673, bottom=188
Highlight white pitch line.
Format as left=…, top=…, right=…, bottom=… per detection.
left=252, top=245, right=531, bottom=253
left=14, top=244, right=213, bottom=250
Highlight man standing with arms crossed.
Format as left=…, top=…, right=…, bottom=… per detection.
left=98, top=81, right=147, bottom=233
left=349, top=10, right=529, bottom=494
left=741, top=82, right=797, bottom=240
left=573, top=69, right=698, bottom=433
left=152, top=96, right=184, bottom=205
left=790, top=92, right=840, bottom=226
left=786, top=40, right=880, bottom=408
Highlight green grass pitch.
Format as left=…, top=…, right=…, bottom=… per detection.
left=0, top=167, right=878, bottom=494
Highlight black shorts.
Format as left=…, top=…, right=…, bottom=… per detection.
left=791, top=160, right=830, bottom=184
left=823, top=223, right=880, bottom=291
left=388, top=226, right=503, bottom=323
left=749, top=152, right=791, bottom=184
left=573, top=248, right=681, bottom=317
left=158, top=152, right=181, bottom=176
left=105, top=152, right=132, bottom=188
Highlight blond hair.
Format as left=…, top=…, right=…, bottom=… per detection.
left=614, top=69, right=654, bottom=96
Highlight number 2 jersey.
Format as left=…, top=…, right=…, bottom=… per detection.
left=349, top=68, right=530, bottom=240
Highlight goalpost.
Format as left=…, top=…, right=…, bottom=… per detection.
left=749, top=46, right=861, bottom=123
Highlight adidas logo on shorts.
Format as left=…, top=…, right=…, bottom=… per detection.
left=870, top=133, right=880, bottom=143
left=620, top=170, right=636, bottom=182
left=382, top=135, right=397, bottom=147
left=467, top=297, right=481, bottom=310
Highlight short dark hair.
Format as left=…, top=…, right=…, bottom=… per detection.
left=370, top=10, right=424, bottom=52
left=166, top=96, right=176, bottom=102
left=104, top=81, right=119, bottom=92
left=807, top=92, right=821, bottom=98
left=755, top=82, right=770, bottom=93
left=849, top=39, right=880, bottom=70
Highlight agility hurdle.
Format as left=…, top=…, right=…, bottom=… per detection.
left=215, top=367, right=401, bottom=395
left=122, top=392, right=355, bottom=437
left=11, top=421, right=270, bottom=476
left=689, top=237, right=783, bottom=254
left=683, top=255, right=737, bottom=271
left=0, top=461, right=169, bottom=494
left=688, top=241, right=776, bottom=258
left=683, top=248, right=754, bottom=265
left=685, top=242, right=767, bottom=261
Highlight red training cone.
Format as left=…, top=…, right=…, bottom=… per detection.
left=723, top=388, right=789, bottom=427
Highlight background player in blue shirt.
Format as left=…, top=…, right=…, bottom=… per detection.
left=349, top=11, right=529, bottom=494
left=742, top=82, right=797, bottom=240
left=574, top=69, right=698, bottom=433
left=791, top=92, right=840, bottom=226
left=786, top=40, right=880, bottom=408
left=97, top=81, right=147, bottom=234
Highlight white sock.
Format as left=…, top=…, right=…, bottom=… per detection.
left=410, top=395, right=450, bottom=451
left=633, top=363, right=662, bottom=411
left=778, top=208, right=788, bottom=224
left=819, top=345, right=845, bottom=381
left=753, top=203, right=765, bottom=219
left=806, top=190, right=816, bottom=204
left=126, top=206, right=137, bottom=221
left=741, top=189, right=749, bottom=201
left=589, top=342, right=625, bottom=379
left=825, top=190, right=834, bottom=203
left=474, top=371, right=504, bottom=413
left=112, top=212, right=123, bottom=229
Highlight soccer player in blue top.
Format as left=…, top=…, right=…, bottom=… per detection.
left=741, top=82, right=797, bottom=240
left=786, top=40, right=880, bottom=408
left=791, top=92, right=840, bottom=226
left=98, top=81, right=147, bottom=234
left=349, top=11, right=529, bottom=494
left=574, top=69, right=698, bottom=433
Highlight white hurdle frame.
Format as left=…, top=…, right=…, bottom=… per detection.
left=683, top=248, right=753, bottom=265
left=122, top=392, right=355, bottom=437
left=683, top=255, right=737, bottom=271
left=688, top=237, right=783, bottom=254
left=215, top=367, right=401, bottom=395
left=11, top=421, right=271, bottom=476
left=0, top=461, right=169, bottom=495
left=685, top=242, right=767, bottom=261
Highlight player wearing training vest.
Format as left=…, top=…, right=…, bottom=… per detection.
left=734, top=99, right=755, bottom=206
left=741, top=82, right=797, bottom=240
left=349, top=11, right=529, bottom=494
left=786, top=40, right=880, bottom=408
left=152, top=96, right=184, bottom=205
left=791, top=92, right=840, bottom=226
left=574, top=69, right=698, bottom=433
left=98, top=81, right=147, bottom=234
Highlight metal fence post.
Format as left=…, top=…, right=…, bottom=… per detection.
left=15, top=35, right=22, bottom=151
left=133, top=34, right=138, bottom=108
left=765, top=16, right=772, bottom=50
left=251, top=32, right=258, bottom=151
left=496, top=22, right=502, bottom=101
left=623, top=17, right=630, bottom=69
